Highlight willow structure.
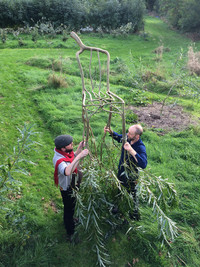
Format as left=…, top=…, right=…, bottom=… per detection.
left=70, top=33, right=179, bottom=255
left=70, top=32, right=126, bottom=151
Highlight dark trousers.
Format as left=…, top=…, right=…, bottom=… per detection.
left=60, top=188, right=76, bottom=236
left=118, top=172, right=140, bottom=220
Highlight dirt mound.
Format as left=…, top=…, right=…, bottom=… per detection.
left=128, top=102, right=199, bottom=132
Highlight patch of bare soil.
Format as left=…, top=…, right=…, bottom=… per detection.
left=128, top=102, right=199, bottom=132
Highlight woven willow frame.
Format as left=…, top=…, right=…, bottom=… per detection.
left=70, top=32, right=126, bottom=148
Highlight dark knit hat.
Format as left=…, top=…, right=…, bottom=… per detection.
left=54, top=135, right=73, bottom=149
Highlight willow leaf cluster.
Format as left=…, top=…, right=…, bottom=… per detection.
left=74, top=153, right=178, bottom=266
left=0, top=124, right=38, bottom=206
left=137, top=169, right=178, bottom=244
left=74, top=159, right=113, bottom=267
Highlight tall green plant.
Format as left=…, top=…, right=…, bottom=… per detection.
left=0, top=124, right=38, bottom=206
left=136, top=169, right=178, bottom=243
left=74, top=159, right=112, bottom=267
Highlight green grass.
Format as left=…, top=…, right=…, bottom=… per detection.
left=0, top=16, right=200, bottom=266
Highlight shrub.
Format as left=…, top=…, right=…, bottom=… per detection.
left=88, top=0, right=121, bottom=30
left=0, top=0, right=88, bottom=29
left=110, top=22, right=135, bottom=37
left=119, top=0, right=145, bottom=31
left=125, top=110, right=138, bottom=124
left=145, top=0, right=157, bottom=11
left=178, top=0, right=200, bottom=32
left=0, top=0, right=145, bottom=33
left=157, top=0, right=200, bottom=32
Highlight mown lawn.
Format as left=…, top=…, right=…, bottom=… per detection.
left=0, top=16, right=200, bottom=267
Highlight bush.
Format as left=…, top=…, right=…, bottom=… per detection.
left=0, top=0, right=14, bottom=27
left=88, top=0, right=121, bottom=30
left=119, top=0, right=145, bottom=31
left=178, top=0, right=200, bottom=32
left=0, top=0, right=88, bottom=29
left=110, top=22, right=135, bottom=37
left=125, top=110, right=138, bottom=123
left=88, top=0, right=145, bottom=32
left=0, top=0, right=145, bottom=33
left=157, top=0, right=200, bottom=32
left=145, top=0, right=157, bottom=11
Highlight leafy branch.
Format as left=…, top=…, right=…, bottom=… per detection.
left=137, top=169, right=178, bottom=244
left=74, top=160, right=112, bottom=267
left=74, top=156, right=179, bottom=266
left=0, top=124, right=38, bottom=204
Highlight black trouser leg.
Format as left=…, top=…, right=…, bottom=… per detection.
left=118, top=173, right=140, bottom=220
left=129, top=185, right=140, bottom=220
left=61, top=188, right=76, bottom=236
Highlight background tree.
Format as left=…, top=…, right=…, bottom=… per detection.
left=0, top=0, right=145, bottom=32
left=156, top=0, right=200, bottom=32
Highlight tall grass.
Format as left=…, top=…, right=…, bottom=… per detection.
left=187, top=45, right=200, bottom=75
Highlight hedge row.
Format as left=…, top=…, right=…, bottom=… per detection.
left=0, top=0, right=145, bottom=31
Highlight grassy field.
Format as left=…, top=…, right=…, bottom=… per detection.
left=0, top=16, right=200, bottom=266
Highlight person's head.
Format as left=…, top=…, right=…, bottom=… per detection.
left=54, top=135, right=73, bottom=153
left=127, top=124, right=143, bottom=142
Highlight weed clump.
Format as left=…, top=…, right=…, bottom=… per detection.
left=153, top=45, right=171, bottom=54
left=187, top=46, right=200, bottom=75
left=48, top=73, right=68, bottom=88
left=125, top=110, right=138, bottom=123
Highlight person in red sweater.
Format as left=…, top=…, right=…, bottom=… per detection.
left=53, top=135, right=89, bottom=242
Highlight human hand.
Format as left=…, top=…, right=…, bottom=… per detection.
left=80, top=149, right=89, bottom=158
left=124, top=142, right=137, bottom=157
left=123, top=142, right=132, bottom=152
left=104, top=126, right=112, bottom=134
left=78, top=140, right=85, bottom=149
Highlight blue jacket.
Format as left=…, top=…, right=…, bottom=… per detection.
left=112, top=131, right=147, bottom=176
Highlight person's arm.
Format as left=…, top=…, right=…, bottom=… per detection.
left=124, top=142, right=147, bottom=169
left=104, top=126, right=112, bottom=135
left=104, top=126, right=123, bottom=143
left=65, top=149, right=89, bottom=175
left=135, top=150, right=147, bottom=169
left=124, top=142, right=138, bottom=162
left=74, top=141, right=85, bottom=156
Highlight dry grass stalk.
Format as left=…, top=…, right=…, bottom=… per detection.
left=187, top=46, right=200, bottom=75
left=153, top=45, right=163, bottom=62
left=154, top=45, right=164, bottom=54
left=48, top=73, right=68, bottom=88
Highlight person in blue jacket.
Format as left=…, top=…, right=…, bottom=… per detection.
left=104, top=124, right=147, bottom=220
